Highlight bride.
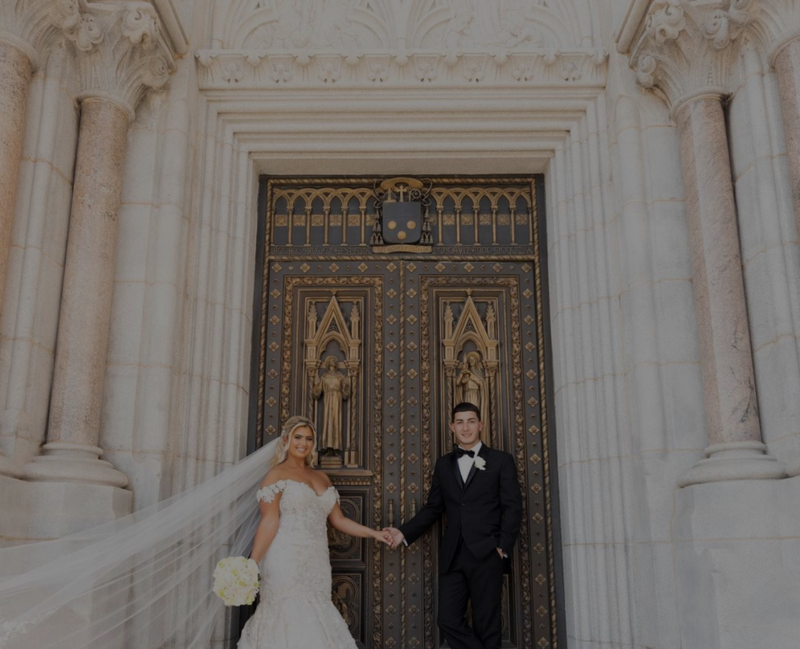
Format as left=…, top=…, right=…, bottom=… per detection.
left=239, top=415, right=391, bottom=649
left=0, top=416, right=391, bottom=649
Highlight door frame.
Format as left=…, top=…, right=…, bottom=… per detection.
left=243, top=175, right=565, bottom=649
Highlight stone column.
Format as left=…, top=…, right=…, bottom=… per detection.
left=772, top=38, right=800, bottom=476
left=0, top=40, right=33, bottom=313
left=22, top=98, right=131, bottom=487
left=674, top=93, right=785, bottom=486
left=773, top=38, right=800, bottom=237
left=621, top=0, right=786, bottom=486
left=20, top=1, right=174, bottom=494
left=0, top=38, right=34, bottom=477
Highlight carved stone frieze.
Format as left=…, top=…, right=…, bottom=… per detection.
left=195, top=48, right=605, bottom=89
left=49, top=0, right=175, bottom=118
left=197, top=0, right=606, bottom=89
left=216, top=0, right=599, bottom=52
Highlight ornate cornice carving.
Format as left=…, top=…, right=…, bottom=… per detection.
left=198, top=0, right=606, bottom=90
left=195, top=47, right=606, bottom=90
left=623, top=0, right=756, bottom=113
left=49, top=0, right=175, bottom=119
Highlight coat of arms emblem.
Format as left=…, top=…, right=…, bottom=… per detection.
left=372, top=177, right=432, bottom=246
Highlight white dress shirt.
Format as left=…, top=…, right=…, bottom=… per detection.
left=457, top=442, right=482, bottom=483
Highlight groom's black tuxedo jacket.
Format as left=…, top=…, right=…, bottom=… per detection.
left=399, top=444, right=522, bottom=574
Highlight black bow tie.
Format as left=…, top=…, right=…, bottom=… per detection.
left=456, top=447, right=475, bottom=458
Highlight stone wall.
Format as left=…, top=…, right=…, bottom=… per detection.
left=1, top=1, right=800, bottom=648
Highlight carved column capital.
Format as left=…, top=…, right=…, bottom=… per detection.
left=754, top=0, right=800, bottom=66
left=49, top=0, right=174, bottom=119
left=0, top=0, right=64, bottom=66
left=622, top=0, right=757, bottom=114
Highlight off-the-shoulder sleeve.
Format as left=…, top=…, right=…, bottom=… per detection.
left=256, top=480, right=287, bottom=503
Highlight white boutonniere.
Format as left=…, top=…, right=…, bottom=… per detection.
left=473, top=456, right=486, bottom=471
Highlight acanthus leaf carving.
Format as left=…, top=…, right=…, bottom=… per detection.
left=635, top=53, right=658, bottom=88
left=270, top=55, right=294, bottom=83
left=50, top=0, right=81, bottom=35
left=50, top=0, right=104, bottom=52
left=121, top=5, right=160, bottom=51
left=48, top=0, right=175, bottom=118
left=0, top=0, right=64, bottom=67
left=73, top=13, right=103, bottom=51
left=646, top=0, right=686, bottom=45
left=367, top=59, right=388, bottom=82
left=702, top=0, right=754, bottom=50
left=628, top=0, right=757, bottom=113
left=223, top=0, right=592, bottom=53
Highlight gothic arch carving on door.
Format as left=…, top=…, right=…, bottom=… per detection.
left=249, top=176, right=560, bottom=649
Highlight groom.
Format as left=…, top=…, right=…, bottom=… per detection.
left=385, top=402, right=522, bottom=649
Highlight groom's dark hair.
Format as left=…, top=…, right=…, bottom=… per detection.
left=452, top=402, right=481, bottom=421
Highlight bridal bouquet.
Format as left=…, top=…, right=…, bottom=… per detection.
left=213, top=557, right=260, bottom=606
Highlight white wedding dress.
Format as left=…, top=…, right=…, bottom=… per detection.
left=238, top=479, right=357, bottom=649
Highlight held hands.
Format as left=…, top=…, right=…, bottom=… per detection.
left=381, top=527, right=405, bottom=549
left=373, top=529, right=394, bottom=546
left=376, top=529, right=504, bottom=556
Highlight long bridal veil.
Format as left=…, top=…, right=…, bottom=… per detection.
left=0, top=439, right=278, bottom=649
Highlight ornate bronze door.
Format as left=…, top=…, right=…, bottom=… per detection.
left=250, top=177, right=559, bottom=648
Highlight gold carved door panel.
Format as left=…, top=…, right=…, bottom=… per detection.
left=251, top=178, right=558, bottom=649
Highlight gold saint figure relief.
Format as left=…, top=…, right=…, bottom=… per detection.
left=456, top=352, right=490, bottom=446
left=313, top=355, right=351, bottom=453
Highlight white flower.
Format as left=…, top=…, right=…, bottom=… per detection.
left=213, top=556, right=260, bottom=606
left=473, top=456, right=486, bottom=471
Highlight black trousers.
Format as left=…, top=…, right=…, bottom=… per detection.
left=438, top=539, right=504, bottom=649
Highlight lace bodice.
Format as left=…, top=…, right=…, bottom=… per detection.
left=256, top=479, right=339, bottom=535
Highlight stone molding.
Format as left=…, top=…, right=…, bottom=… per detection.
left=622, top=0, right=757, bottom=113
left=195, top=47, right=607, bottom=90
left=49, top=0, right=175, bottom=118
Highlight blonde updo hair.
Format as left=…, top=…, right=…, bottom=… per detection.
left=270, top=416, right=319, bottom=469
